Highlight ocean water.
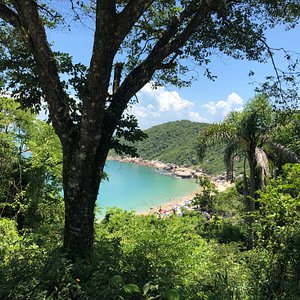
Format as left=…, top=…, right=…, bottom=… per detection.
left=97, top=160, right=198, bottom=214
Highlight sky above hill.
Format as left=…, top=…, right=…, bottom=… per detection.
left=47, top=17, right=300, bottom=129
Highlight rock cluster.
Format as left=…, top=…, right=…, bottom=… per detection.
left=109, top=156, right=204, bottom=179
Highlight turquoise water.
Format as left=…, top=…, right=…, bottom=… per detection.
left=97, top=160, right=198, bottom=214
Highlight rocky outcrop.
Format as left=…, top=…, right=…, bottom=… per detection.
left=108, top=156, right=205, bottom=179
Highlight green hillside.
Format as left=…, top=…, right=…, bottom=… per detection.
left=133, top=120, right=233, bottom=175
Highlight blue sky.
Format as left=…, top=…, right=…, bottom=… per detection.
left=47, top=19, right=300, bottom=129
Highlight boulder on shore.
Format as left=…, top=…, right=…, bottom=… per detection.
left=174, top=169, right=193, bottom=178
left=153, top=162, right=167, bottom=169
left=193, top=171, right=204, bottom=178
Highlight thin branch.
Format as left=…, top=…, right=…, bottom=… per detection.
left=36, top=3, right=61, bottom=22
left=113, top=0, right=223, bottom=109
left=0, top=3, right=20, bottom=27
left=116, top=0, right=154, bottom=43
left=113, top=63, right=123, bottom=95
left=259, top=38, right=285, bottom=101
left=13, top=0, right=74, bottom=145
left=221, top=17, right=293, bottom=105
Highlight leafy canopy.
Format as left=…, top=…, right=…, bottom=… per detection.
left=0, top=97, right=63, bottom=230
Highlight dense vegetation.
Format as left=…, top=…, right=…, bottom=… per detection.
left=1, top=96, right=300, bottom=299
left=0, top=97, right=63, bottom=232
left=133, top=120, right=206, bottom=165
left=116, top=120, right=241, bottom=175
left=1, top=165, right=300, bottom=299
left=1, top=0, right=300, bottom=260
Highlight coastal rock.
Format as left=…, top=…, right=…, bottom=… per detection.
left=164, top=163, right=174, bottom=171
left=193, top=172, right=204, bottom=178
left=153, top=162, right=167, bottom=169
left=174, top=169, right=193, bottom=178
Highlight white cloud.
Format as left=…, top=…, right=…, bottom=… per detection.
left=188, top=112, right=208, bottom=123
left=228, top=92, right=243, bottom=105
left=128, top=82, right=204, bottom=129
left=203, top=101, right=217, bottom=115
left=137, top=82, right=194, bottom=112
left=157, top=90, right=194, bottom=112
left=202, top=92, right=244, bottom=119
left=128, top=83, right=244, bottom=129
left=132, top=107, right=146, bottom=118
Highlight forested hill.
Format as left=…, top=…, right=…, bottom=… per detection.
left=133, top=120, right=228, bottom=175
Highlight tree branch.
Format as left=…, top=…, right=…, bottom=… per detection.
left=13, top=0, right=74, bottom=145
left=78, top=0, right=119, bottom=149
left=85, top=0, right=117, bottom=113
left=113, top=63, right=124, bottom=95
left=103, top=0, right=222, bottom=142
left=112, top=0, right=222, bottom=110
left=0, top=3, right=20, bottom=28
left=116, top=0, right=154, bottom=43
left=221, top=17, right=288, bottom=104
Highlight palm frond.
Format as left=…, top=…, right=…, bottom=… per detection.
left=255, top=147, right=270, bottom=191
left=197, top=123, right=235, bottom=161
left=224, top=140, right=239, bottom=181
left=267, top=142, right=300, bottom=165
left=255, top=147, right=270, bottom=178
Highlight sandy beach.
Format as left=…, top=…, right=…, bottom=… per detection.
left=138, top=186, right=202, bottom=215
left=138, top=179, right=233, bottom=216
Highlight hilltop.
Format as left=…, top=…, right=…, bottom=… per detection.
left=130, top=120, right=231, bottom=175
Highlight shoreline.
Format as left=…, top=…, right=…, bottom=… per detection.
left=137, top=186, right=202, bottom=216
left=107, top=155, right=206, bottom=179
left=137, top=180, right=233, bottom=216
left=107, top=156, right=233, bottom=216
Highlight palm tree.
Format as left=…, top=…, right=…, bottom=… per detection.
left=197, top=94, right=300, bottom=247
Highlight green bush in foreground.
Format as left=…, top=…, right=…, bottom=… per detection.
left=0, top=211, right=252, bottom=299
left=252, top=164, right=300, bottom=299
left=1, top=165, right=300, bottom=299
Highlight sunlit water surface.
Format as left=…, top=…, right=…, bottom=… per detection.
left=97, top=160, right=198, bottom=215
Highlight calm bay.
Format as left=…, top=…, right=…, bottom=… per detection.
left=97, top=160, right=198, bottom=214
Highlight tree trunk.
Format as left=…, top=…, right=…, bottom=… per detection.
left=62, top=143, right=108, bottom=260
left=248, top=145, right=257, bottom=208
left=246, top=144, right=257, bottom=249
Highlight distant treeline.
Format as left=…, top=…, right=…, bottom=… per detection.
left=113, top=120, right=243, bottom=175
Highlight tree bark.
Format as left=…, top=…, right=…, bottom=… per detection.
left=62, top=142, right=108, bottom=260
left=246, top=144, right=257, bottom=249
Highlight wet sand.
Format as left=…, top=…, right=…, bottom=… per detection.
left=138, top=187, right=202, bottom=215
left=138, top=180, right=233, bottom=216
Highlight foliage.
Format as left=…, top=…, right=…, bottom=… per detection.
left=1, top=0, right=300, bottom=259
left=197, top=95, right=299, bottom=197
left=192, top=176, right=218, bottom=213
left=1, top=165, right=300, bottom=300
left=127, top=120, right=206, bottom=166
left=0, top=97, right=63, bottom=231
left=197, top=95, right=299, bottom=249
left=271, top=111, right=300, bottom=164
left=0, top=209, right=253, bottom=299
left=252, top=164, right=300, bottom=298
left=0, top=99, right=299, bottom=298
left=192, top=185, right=247, bottom=245
left=213, top=186, right=244, bottom=218
left=115, top=119, right=237, bottom=174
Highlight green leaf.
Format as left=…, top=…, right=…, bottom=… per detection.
left=123, top=284, right=140, bottom=294
left=110, top=275, right=123, bottom=287
left=164, top=289, right=180, bottom=300
left=143, top=281, right=152, bottom=295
